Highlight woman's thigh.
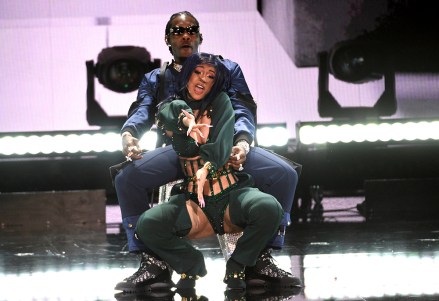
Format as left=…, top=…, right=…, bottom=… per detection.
left=185, top=201, right=215, bottom=239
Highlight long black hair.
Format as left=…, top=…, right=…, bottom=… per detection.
left=177, top=52, right=228, bottom=120
left=157, top=53, right=228, bottom=122
left=178, top=53, right=226, bottom=99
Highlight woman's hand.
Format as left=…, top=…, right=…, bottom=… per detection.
left=182, top=109, right=211, bottom=145
left=195, top=167, right=208, bottom=207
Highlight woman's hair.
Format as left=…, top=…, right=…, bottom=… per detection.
left=157, top=53, right=228, bottom=121
left=178, top=52, right=227, bottom=104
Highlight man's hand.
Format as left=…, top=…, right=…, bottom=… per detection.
left=228, top=145, right=246, bottom=171
left=122, top=132, right=143, bottom=160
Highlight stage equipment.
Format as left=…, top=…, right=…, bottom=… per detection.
left=293, top=118, right=439, bottom=222
left=86, top=46, right=161, bottom=127
left=298, top=119, right=439, bottom=145
left=256, top=123, right=289, bottom=150
left=318, top=51, right=396, bottom=119
left=0, top=130, right=158, bottom=157
left=328, top=40, right=386, bottom=84
left=0, top=130, right=127, bottom=199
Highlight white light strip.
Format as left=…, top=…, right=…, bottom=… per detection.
left=298, top=120, right=439, bottom=145
left=257, top=126, right=289, bottom=147
left=304, top=252, right=439, bottom=299
left=138, top=131, right=158, bottom=151
left=0, top=126, right=290, bottom=156
left=0, top=132, right=158, bottom=156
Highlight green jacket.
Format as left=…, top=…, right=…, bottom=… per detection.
left=156, top=92, right=234, bottom=173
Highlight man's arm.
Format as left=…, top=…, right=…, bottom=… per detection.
left=121, top=69, right=161, bottom=139
left=119, top=69, right=161, bottom=159
left=221, top=59, right=256, bottom=169
left=222, top=59, right=257, bottom=146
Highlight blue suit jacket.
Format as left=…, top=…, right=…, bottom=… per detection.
left=121, top=58, right=257, bottom=145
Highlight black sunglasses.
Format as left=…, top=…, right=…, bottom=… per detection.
left=169, top=25, right=200, bottom=36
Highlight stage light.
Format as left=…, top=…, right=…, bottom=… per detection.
left=328, top=40, right=385, bottom=84
left=2, top=125, right=291, bottom=157
left=86, top=46, right=161, bottom=127
left=0, top=132, right=119, bottom=156
left=297, top=119, right=439, bottom=145
left=0, top=130, right=160, bottom=157
left=94, top=46, right=156, bottom=93
left=138, top=130, right=158, bottom=151
left=256, top=123, right=289, bottom=148
left=317, top=51, right=397, bottom=119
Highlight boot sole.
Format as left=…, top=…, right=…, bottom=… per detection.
left=114, top=290, right=175, bottom=300
left=246, top=286, right=303, bottom=299
left=115, top=280, right=175, bottom=294
left=246, top=278, right=302, bottom=289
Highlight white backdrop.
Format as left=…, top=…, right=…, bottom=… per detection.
left=1, top=0, right=439, bottom=139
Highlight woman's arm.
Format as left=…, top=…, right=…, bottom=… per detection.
left=196, top=92, right=235, bottom=206
left=156, top=99, right=194, bottom=134
left=199, top=92, right=235, bottom=172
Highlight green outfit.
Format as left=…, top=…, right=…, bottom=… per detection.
left=136, top=92, right=283, bottom=277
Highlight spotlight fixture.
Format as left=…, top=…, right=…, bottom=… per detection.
left=94, top=46, right=157, bottom=93
left=86, top=46, right=161, bottom=127
left=328, top=40, right=386, bottom=84
left=318, top=51, right=396, bottom=119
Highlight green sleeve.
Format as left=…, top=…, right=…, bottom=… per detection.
left=199, top=92, right=234, bottom=171
left=156, top=100, right=194, bottom=134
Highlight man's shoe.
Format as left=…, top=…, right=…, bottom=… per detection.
left=114, top=252, right=174, bottom=293
left=245, top=249, right=302, bottom=289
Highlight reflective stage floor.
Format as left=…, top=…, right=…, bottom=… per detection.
left=2, top=200, right=439, bottom=301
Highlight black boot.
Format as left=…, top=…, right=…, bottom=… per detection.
left=175, top=273, right=199, bottom=289
left=224, top=289, right=246, bottom=301
left=223, top=258, right=246, bottom=291
left=245, top=248, right=302, bottom=289
left=114, top=252, right=174, bottom=293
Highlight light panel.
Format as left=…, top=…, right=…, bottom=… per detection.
left=0, top=124, right=290, bottom=157
left=0, top=131, right=158, bottom=156
left=257, top=124, right=289, bottom=148
left=298, top=119, right=439, bottom=145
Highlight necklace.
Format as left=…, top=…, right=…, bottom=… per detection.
left=173, top=62, right=182, bottom=72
